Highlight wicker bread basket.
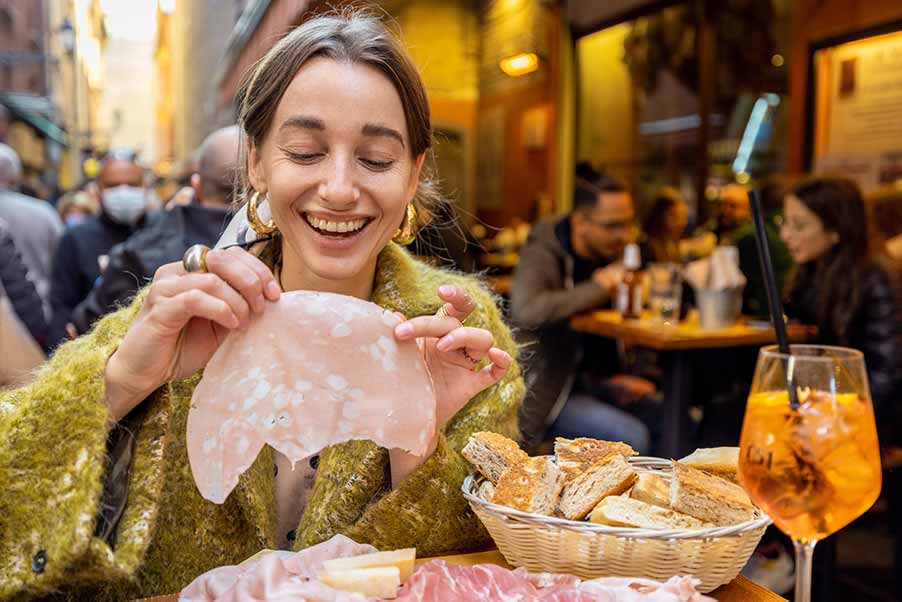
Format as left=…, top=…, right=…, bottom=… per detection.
left=463, top=456, right=771, bottom=593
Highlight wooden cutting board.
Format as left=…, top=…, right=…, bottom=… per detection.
left=133, top=549, right=786, bottom=601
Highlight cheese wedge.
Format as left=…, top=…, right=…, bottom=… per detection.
left=319, top=566, right=401, bottom=599
left=321, top=548, right=416, bottom=582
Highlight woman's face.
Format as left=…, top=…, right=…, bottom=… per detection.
left=248, top=57, right=423, bottom=283
left=780, top=195, right=838, bottom=264
left=665, top=200, right=688, bottom=238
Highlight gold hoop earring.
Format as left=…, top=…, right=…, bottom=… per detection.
left=247, top=191, right=277, bottom=235
left=392, top=203, right=418, bottom=245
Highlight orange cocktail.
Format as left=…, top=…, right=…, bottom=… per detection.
left=738, top=345, right=881, bottom=602
left=739, top=389, right=881, bottom=541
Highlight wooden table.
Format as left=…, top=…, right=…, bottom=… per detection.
left=133, top=549, right=785, bottom=601
left=570, top=310, right=815, bottom=456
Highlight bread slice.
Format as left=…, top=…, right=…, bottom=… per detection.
left=462, top=431, right=529, bottom=484
left=554, top=437, right=637, bottom=478
left=492, top=456, right=564, bottom=515
left=630, top=472, right=671, bottom=508
left=557, top=454, right=638, bottom=520
left=589, top=495, right=710, bottom=529
left=679, top=447, right=740, bottom=483
left=670, top=461, right=756, bottom=526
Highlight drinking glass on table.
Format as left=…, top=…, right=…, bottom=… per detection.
left=738, top=345, right=882, bottom=602
left=647, top=262, right=682, bottom=324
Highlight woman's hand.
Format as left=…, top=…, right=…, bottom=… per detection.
left=104, top=247, right=281, bottom=423
left=394, top=284, right=512, bottom=429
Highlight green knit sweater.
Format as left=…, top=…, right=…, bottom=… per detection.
left=0, top=243, right=524, bottom=601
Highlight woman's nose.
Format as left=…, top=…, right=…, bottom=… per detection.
left=318, top=162, right=360, bottom=206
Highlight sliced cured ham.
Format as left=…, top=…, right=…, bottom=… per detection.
left=187, top=291, right=436, bottom=503
left=395, top=561, right=716, bottom=602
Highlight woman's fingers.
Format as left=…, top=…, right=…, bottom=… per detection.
left=394, top=315, right=461, bottom=341
left=204, top=247, right=279, bottom=313
left=435, top=326, right=493, bottom=355
left=151, top=289, right=239, bottom=331
left=437, top=284, right=476, bottom=322
left=486, top=347, right=513, bottom=381
left=225, top=246, right=282, bottom=301
left=155, top=272, right=251, bottom=327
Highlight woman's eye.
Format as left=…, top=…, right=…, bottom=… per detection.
left=359, top=157, right=394, bottom=171
left=286, top=151, right=323, bottom=164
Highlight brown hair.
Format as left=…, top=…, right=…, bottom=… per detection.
left=785, top=177, right=872, bottom=342
left=235, top=8, right=440, bottom=228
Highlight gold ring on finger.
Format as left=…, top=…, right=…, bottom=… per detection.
left=182, top=244, right=210, bottom=273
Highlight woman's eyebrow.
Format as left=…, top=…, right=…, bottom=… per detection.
left=362, top=123, right=405, bottom=148
left=280, top=115, right=325, bottom=132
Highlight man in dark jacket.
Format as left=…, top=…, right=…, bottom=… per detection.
left=0, top=219, right=47, bottom=347
left=47, top=151, right=149, bottom=347
left=512, top=176, right=657, bottom=452
left=69, top=126, right=240, bottom=335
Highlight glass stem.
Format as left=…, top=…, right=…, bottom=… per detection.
left=793, top=539, right=817, bottom=602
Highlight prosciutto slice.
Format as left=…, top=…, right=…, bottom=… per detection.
left=395, top=561, right=716, bottom=602
left=187, top=291, right=436, bottom=503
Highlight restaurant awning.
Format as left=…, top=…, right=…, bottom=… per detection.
left=0, top=91, right=69, bottom=147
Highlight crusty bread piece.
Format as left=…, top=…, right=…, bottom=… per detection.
left=557, top=455, right=638, bottom=520
left=589, top=495, right=710, bottom=529
left=554, top=437, right=637, bottom=478
left=492, top=456, right=564, bottom=515
left=679, top=447, right=740, bottom=483
left=630, top=472, right=671, bottom=508
left=462, top=431, right=529, bottom=484
left=670, top=461, right=756, bottom=526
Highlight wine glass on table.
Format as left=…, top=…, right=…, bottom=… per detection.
left=738, top=344, right=882, bottom=602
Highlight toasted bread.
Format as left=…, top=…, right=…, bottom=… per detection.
left=678, top=447, right=740, bottom=483
left=492, top=456, right=564, bottom=515
left=630, top=472, right=671, bottom=508
left=589, top=495, right=710, bottom=529
left=462, top=431, right=529, bottom=484
left=554, top=437, right=637, bottom=477
left=670, top=461, right=756, bottom=525
left=557, top=454, right=638, bottom=520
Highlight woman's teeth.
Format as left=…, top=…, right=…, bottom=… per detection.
left=306, top=215, right=368, bottom=234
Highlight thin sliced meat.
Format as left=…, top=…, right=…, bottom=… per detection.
left=187, top=291, right=435, bottom=503
left=395, top=561, right=716, bottom=602
left=179, top=534, right=376, bottom=601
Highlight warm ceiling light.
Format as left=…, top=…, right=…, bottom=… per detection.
left=499, top=53, right=539, bottom=77
left=771, top=54, right=784, bottom=67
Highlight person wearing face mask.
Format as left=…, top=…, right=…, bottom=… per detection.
left=47, top=152, right=149, bottom=348
left=68, top=127, right=239, bottom=336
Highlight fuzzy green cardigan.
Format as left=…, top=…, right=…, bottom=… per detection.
left=0, top=243, right=524, bottom=601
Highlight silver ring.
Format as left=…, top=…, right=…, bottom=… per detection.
left=182, top=244, right=210, bottom=273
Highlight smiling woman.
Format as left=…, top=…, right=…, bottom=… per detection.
left=0, top=9, right=524, bottom=600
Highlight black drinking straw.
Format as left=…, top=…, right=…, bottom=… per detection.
left=748, top=189, right=800, bottom=409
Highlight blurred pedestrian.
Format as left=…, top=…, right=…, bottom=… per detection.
left=0, top=218, right=47, bottom=350
left=0, top=143, right=63, bottom=312
left=512, top=175, right=659, bottom=453
left=69, top=126, right=240, bottom=335
left=57, top=189, right=99, bottom=228
left=47, top=151, right=150, bottom=348
left=713, top=183, right=751, bottom=243
left=640, top=186, right=688, bottom=263
left=0, top=104, right=10, bottom=143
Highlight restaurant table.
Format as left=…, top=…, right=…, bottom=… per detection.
left=570, top=310, right=815, bottom=457
left=132, top=549, right=786, bottom=601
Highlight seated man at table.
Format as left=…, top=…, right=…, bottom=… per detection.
left=511, top=174, right=659, bottom=453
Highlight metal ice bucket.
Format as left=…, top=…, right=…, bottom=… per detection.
left=695, top=286, right=743, bottom=329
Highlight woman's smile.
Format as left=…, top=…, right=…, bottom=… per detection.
left=300, top=210, right=375, bottom=250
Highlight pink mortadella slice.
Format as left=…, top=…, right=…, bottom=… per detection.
left=187, top=290, right=436, bottom=503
